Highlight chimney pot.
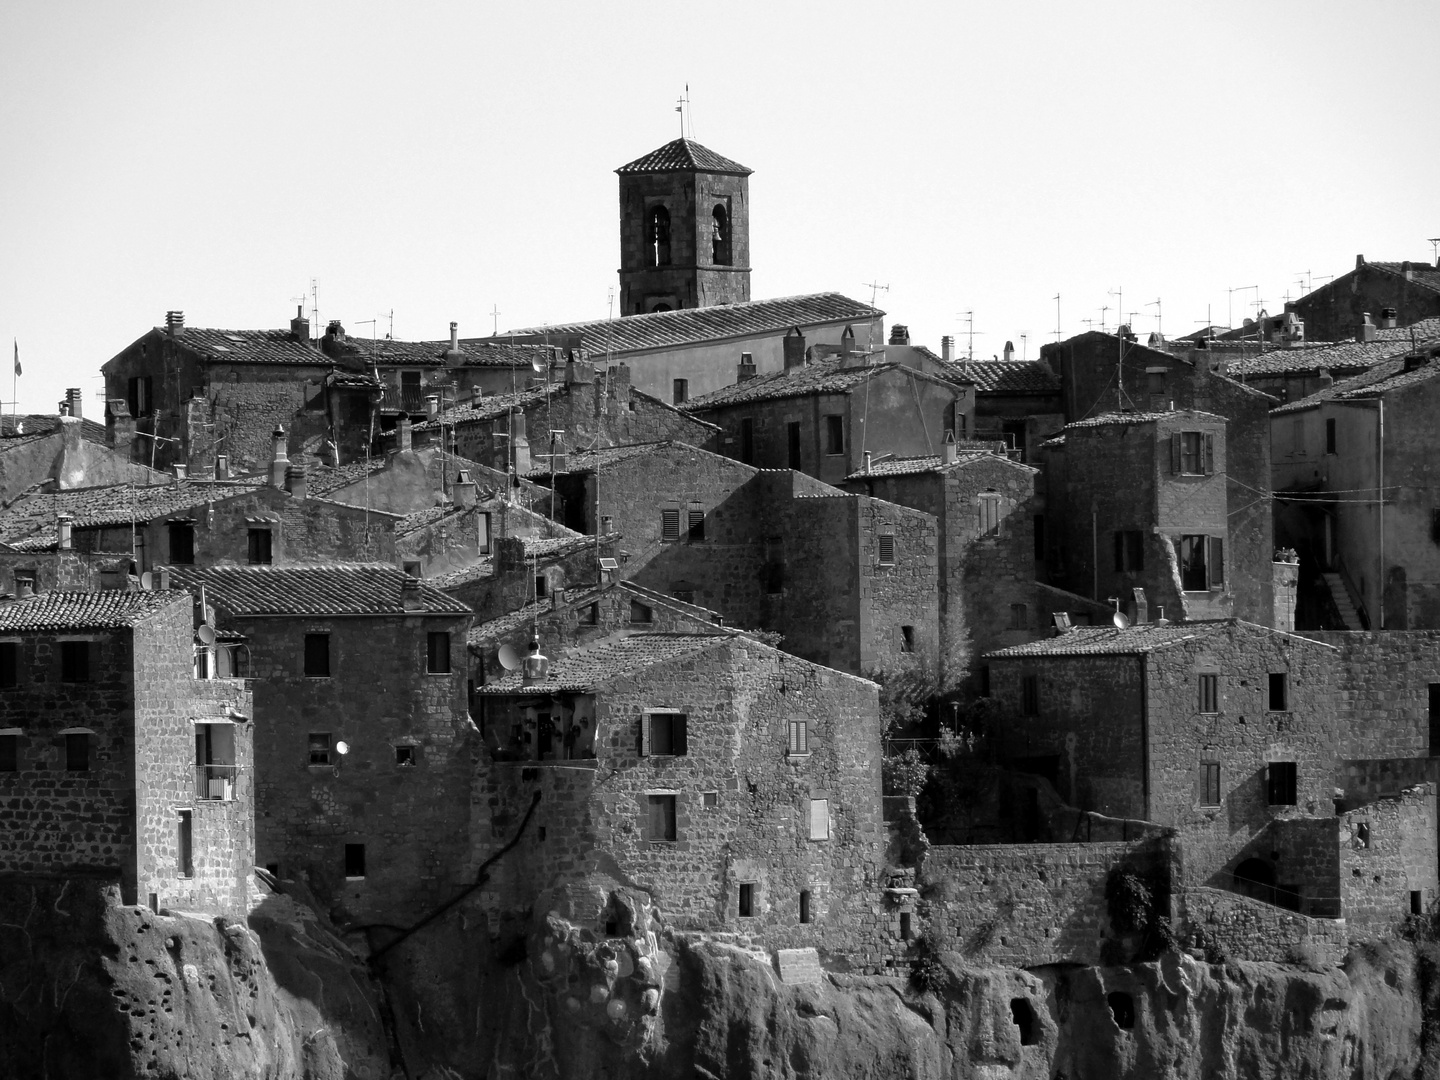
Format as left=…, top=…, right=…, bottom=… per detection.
left=783, top=327, right=807, bottom=372
left=215, top=453, right=229, bottom=480
left=453, top=469, right=477, bottom=509
left=269, top=425, right=289, bottom=488
left=286, top=461, right=308, bottom=500
left=397, top=414, right=413, bottom=453
left=401, top=574, right=424, bottom=611
left=57, top=513, right=72, bottom=551
left=64, top=388, right=82, bottom=420
left=165, top=311, right=184, bottom=336
left=1357, top=313, right=1377, bottom=343
left=736, top=351, right=756, bottom=383
left=290, top=305, right=310, bottom=344
left=426, top=392, right=440, bottom=419
left=942, top=431, right=957, bottom=465
left=888, top=324, right=910, bottom=346
left=941, top=335, right=954, bottom=363
left=1380, top=307, right=1398, bottom=329
left=450, top=321, right=459, bottom=353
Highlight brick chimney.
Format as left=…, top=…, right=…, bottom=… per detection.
left=106, top=399, right=135, bottom=449
left=286, top=461, right=308, bottom=500
left=1357, top=313, right=1377, bottom=343
left=396, top=414, right=413, bottom=453
left=941, top=336, right=954, bottom=363
left=269, top=426, right=289, bottom=488
left=783, top=327, right=807, bottom=372
left=165, top=310, right=185, bottom=337
left=401, top=575, right=424, bottom=611
left=736, top=352, right=756, bottom=383
left=888, top=325, right=910, bottom=346
left=1379, top=307, right=1398, bottom=330
left=453, top=469, right=476, bottom=509
left=64, top=388, right=82, bottom=419
left=290, top=305, right=310, bottom=344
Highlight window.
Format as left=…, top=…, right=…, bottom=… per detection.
left=629, top=600, right=652, bottom=623
left=978, top=491, right=1002, bottom=534
left=878, top=534, right=896, bottom=566
left=1200, top=763, right=1221, bottom=806
left=672, top=378, right=688, bottom=405
left=1267, top=761, right=1298, bottom=805
left=809, top=798, right=830, bottom=841
left=1197, top=672, right=1220, bottom=713
left=739, top=418, right=755, bottom=464
left=1108, top=992, right=1136, bottom=1030
left=60, top=641, right=90, bottom=683
left=643, top=712, right=688, bottom=756
left=900, top=912, right=913, bottom=940
left=308, top=732, right=331, bottom=766
left=580, top=602, right=599, bottom=626
left=304, top=633, right=330, bottom=678
left=195, top=723, right=236, bottom=800
left=1010, top=999, right=1037, bottom=1046
left=711, top=204, right=731, bottom=265
left=738, top=882, right=755, bottom=918
left=0, top=642, right=16, bottom=688
left=702, top=791, right=719, bottom=808
left=247, top=528, right=273, bottom=565
left=1414, top=891, right=1425, bottom=916
left=344, top=843, right=366, bottom=879
left=1325, top=418, right=1337, bottom=455
left=127, top=375, right=153, bottom=418
left=900, top=625, right=915, bottom=652
left=673, top=588, right=695, bottom=604
left=788, top=720, right=809, bottom=756
left=1114, top=530, right=1144, bottom=572
left=688, top=509, right=705, bottom=541
left=661, top=508, right=681, bottom=541
left=177, top=810, right=193, bottom=878
left=391, top=744, right=415, bottom=767
left=646, top=205, right=671, bottom=267
left=824, top=415, right=844, bottom=456
left=1173, top=430, right=1214, bottom=475
left=169, top=522, right=195, bottom=565
left=799, top=889, right=812, bottom=923
left=646, top=794, right=677, bottom=841
left=1021, top=674, right=1039, bottom=716
left=65, top=732, right=89, bottom=772
left=1179, top=535, right=1209, bottom=591
left=1268, top=672, right=1288, bottom=711
left=1429, top=685, right=1440, bottom=756
left=787, top=422, right=802, bottom=470
left=1009, top=604, right=1027, bottom=631
left=0, top=733, right=17, bottom=772
left=427, top=631, right=451, bottom=674
left=535, top=575, right=547, bottom=600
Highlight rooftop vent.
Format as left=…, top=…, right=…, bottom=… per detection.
left=165, top=311, right=185, bottom=336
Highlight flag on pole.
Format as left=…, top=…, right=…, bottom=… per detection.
left=12, top=340, right=18, bottom=377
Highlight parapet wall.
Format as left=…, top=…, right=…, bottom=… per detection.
left=1181, top=886, right=1348, bottom=965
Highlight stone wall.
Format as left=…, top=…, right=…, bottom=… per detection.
left=1290, top=260, right=1440, bottom=342
left=920, top=838, right=1169, bottom=967
left=1340, top=784, right=1438, bottom=939
left=1307, top=630, right=1440, bottom=759
left=1180, top=885, right=1348, bottom=965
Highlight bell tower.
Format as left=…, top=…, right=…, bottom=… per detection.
left=616, top=138, right=752, bottom=316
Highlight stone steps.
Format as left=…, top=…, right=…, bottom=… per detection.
left=1322, top=573, right=1362, bottom=629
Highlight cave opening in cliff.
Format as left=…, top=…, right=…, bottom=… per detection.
left=1010, top=998, right=1037, bottom=1045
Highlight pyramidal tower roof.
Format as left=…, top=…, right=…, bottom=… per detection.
left=616, top=138, right=752, bottom=176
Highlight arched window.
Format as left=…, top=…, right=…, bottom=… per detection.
left=647, top=205, right=671, bottom=267
left=712, top=205, right=731, bottom=265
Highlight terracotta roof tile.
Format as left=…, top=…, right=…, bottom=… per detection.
left=0, top=480, right=266, bottom=542
left=0, top=589, right=188, bottom=631
left=683, top=356, right=958, bottom=411
left=615, top=138, right=752, bottom=176
left=476, top=631, right=730, bottom=693
left=1225, top=318, right=1440, bottom=378
left=945, top=359, right=1061, bottom=394
left=1065, top=410, right=1225, bottom=430
left=1273, top=347, right=1440, bottom=414
left=167, top=564, right=472, bottom=617
left=986, top=619, right=1332, bottom=658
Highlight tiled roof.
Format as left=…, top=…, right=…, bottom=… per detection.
left=986, top=621, right=1232, bottom=657
left=1065, top=409, right=1225, bottom=430
left=1369, top=263, right=1440, bottom=293
left=523, top=533, right=613, bottom=560
left=449, top=341, right=561, bottom=368
left=945, top=359, right=1061, bottom=394
left=682, top=356, right=956, bottom=411
left=340, top=337, right=448, bottom=368
left=0, top=480, right=266, bottom=542
left=1225, top=318, right=1440, bottom=378
left=158, top=327, right=547, bottom=370
left=1273, top=349, right=1440, bottom=415
left=413, top=385, right=558, bottom=431
left=843, top=451, right=1006, bottom=480
left=428, top=559, right=493, bottom=590
left=468, top=600, right=549, bottom=645
left=615, top=138, right=752, bottom=176
left=167, top=564, right=472, bottom=617
left=0, top=589, right=188, bottom=631
left=500, top=293, right=881, bottom=355
left=0, top=414, right=109, bottom=444
left=166, top=328, right=330, bottom=366
left=476, top=632, right=730, bottom=693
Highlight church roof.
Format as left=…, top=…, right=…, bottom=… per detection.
left=616, top=138, right=752, bottom=176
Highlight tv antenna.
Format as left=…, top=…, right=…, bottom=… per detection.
left=310, top=278, right=320, bottom=332
left=1098, top=305, right=1110, bottom=334
left=862, top=281, right=888, bottom=353
left=958, top=310, right=978, bottom=360
left=1109, top=287, right=1123, bottom=331
left=1053, top=294, right=1062, bottom=342
left=1429, top=238, right=1440, bottom=263
left=1019, top=333, right=1028, bottom=362
left=1145, top=298, right=1162, bottom=337
left=490, top=304, right=502, bottom=336
left=1228, top=285, right=1257, bottom=330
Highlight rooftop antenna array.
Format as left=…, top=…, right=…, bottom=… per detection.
left=1228, top=285, right=1257, bottom=332
left=1145, top=298, right=1162, bottom=338
left=958, top=310, right=978, bottom=361
left=859, top=280, right=889, bottom=460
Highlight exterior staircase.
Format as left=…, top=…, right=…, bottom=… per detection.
left=1322, top=573, right=1363, bottom=629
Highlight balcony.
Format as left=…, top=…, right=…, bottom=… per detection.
left=194, top=764, right=239, bottom=801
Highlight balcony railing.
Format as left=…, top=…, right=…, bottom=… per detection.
left=194, top=764, right=239, bottom=801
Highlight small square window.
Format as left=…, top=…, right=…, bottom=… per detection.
left=646, top=794, right=677, bottom=841
left=0, top=733, right=16, bottom=772
left=395, top=745, right=415, bottom=767
left=878, top=534, right=895, bottom=566
left=60, top=641, right=90, bottom=683
left=661, top=509, right=680, bottom=541
left=247, top=528, right=273, bottom=565
left=739, top=882, right=756, bottom=917
left=65, top=732, right=89, bottom=772
left=702, top=791, right=719, bottom=808
left=1198, top=673, right=1218, bottom=713
left=427, top=631, right=451, bottom=674
left=1267, top=761, right=1298, bottom=805
left=1200, top=762, right=1220, bottom=806
left=788, top=720, right=809, bottom=756
left=304, top=633, right=330, bottom=678
left=308, top=732, right=332, bottom=766
left=1268, top=672, right=1288, bottom=711
left=809, top=798, right=830, bottom=841
left=344, top=843, right=366, bottom=879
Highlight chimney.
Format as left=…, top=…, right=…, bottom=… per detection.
left=888, top=324, right=910, bottom=346
left=511, top=408, right=531, bottom=474
left=1379, top=307, right=1398, bottom=330
left=1317, top=369, right=1334, bottom=389
left=863, top=450, right=873, bottom=474
left=64, top=388, right=82, bottom=420
left=453, top=469, right=476, bottom=509
left=840, top=325, right=857, bottom=358
left=736, top=352, right=756, bottom=383
left=158, top=567, right=171, bottom=591
left=172, top=462, right=187, bottom=482
left=396, top=414, right=413, bottom=452
left=942, top=430, right=957, bottom=465
left=215, top=453, right=229, bottom=480
left=426, top=393, right=440, bottom=419
left=1356, top=254, right=1366, bottom=269
left=401, top=574, right=424, bottom=611
left=1403, top=262, right=1415, bottom=282
left=165, top=310, right=185, bottom=337
left=1357, top=313, right=1377, bottom=343
left=269, top=425, right=289, bottom=488
left=106, top=399, right=135, bottom=449
left=565, top=358, right=594, bottom=385
left=290, top=305, right=310, bottom=344
left=941, top=336, right=954, bottom=363
left=783, top=327, right=807, bottom=372
left=449, top=321, right=460, bottom=354
left=1131, top=587, right=1148, bottom=625
left=471, top=384, right=485, bottom=404
left=57, top=513, right=72, bottom=551
left=1003, top=340, right=1015, bottom=362
left=286, top=461, right=308, bottom=500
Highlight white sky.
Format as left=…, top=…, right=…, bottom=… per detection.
left=1, top=1, right=1437, bottom=414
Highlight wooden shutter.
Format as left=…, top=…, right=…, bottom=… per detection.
left=661, top=509, right=680, bottom=541
left=673, top=715, right=688, bottom=756
left=1209, top=536, right=1224, bottom=586
left=1168, top=433, right=1180, bottom=473
left=1203, top=433, right=1215, bottom=474
left=640, top=713, right=651, bottom=756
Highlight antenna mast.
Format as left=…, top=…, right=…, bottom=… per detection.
left=1145, top=298, right=1162, bottom=338
left=1053, top=294, right=1061, bottom=342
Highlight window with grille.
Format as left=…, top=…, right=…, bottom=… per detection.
left=1198, top=673, right=1218, bottom=713
left=878, top=534, right=896, bottom=565
left=788, top=720, right=809, bottom=756
left=1021, top=674, right=1039, bottom=716
left=426, top=631, right=451, bottom=674
left=1200, top=763, right=1221, bottom=806
left=304, top=634, right=330, bottom=678
left=646, top=794, right=676, bottom=840
left=661, top=509, right=680, bottom=541
left=1267, top=761, right=1297, bottom=805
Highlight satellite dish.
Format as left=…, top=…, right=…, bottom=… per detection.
left=530, top=353, right=548, bottom=374
left=140, top=572, right=153, bottom=591
left=196, top=624, right=216, bottom=646
left=497, top=643, right=521, bottom=671
left=1113, top=611, right=1131, bottom=629
left=335, top=741, right=350, bottom=756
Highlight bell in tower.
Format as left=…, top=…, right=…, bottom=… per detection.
left=616, top=138, right=752, bottom=316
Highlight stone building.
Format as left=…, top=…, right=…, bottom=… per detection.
left=0, top=408, right=165, bottom=502
left=1272, top=340, right=1440, bottom=630
left=984, top=619, right=1438, bottom=936
left=1288, top=255, right=1440, bottom=342
left=614, top=137, right=752, bottom=315
left=475, top=631, right=889, bottom=951
left=534, top=440, right=940, bottom=676
left=166, top=564, right=474, bottom=925
left=943, top=358, right=1064, bottom=465
left=0, top=589, right=254, bottom=915
left=682, top=351, right=972, bottom=488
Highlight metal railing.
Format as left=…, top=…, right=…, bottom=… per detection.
left=194, top=764, right=239, bottom=801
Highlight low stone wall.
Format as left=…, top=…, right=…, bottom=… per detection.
left=1181, top=885, right=1348, bottom=965
left=920, top=838, right=1166, bottom=967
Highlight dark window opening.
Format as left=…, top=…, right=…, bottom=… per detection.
left=1356, top=821, right=1370, bottom=848
left=1413, top=891, right=1424, bottom=916
left=127, top=375, right=153, bottom=418
left=308, top=732, right=331, bottom=766
left=711, top=204, right=731, bottom=265
left=646, top=205, right=671, bottom=267
left=1267, top=761, right=1298, bottom=805
left=304, top=633, right=330, bottom=678
left=247, top=528, right=273, bottom=565
left=403, top=560, right=421, bottom=577
left=1199, top=673, right=1218, bottom=713
left=629, top=600, right=652, bottom=623
left=1268, top=672, right=1288, bottom=711
left=177, top=810, right=193, bottom=878
left=344, top=843, right=366, bottom=878
left=1179, top=535, right=1209, bottom=591
left=1201, top=762, right=1221, bottom=806
left=688, top=509, right=705, bottom=541
left=824, top=415, right=844, bottom=456
left=645, top=713, right=688, bottom=756
left=661, top=508, right=680, bottom=541
left=1108, top=991, right=1135, bottom=1029
left=899, top=911, right=913, bottom=940
left=535, top=575, right=547, bottom=599
left=900, top=626, right=915, bottom=653
left=427, top=631, right=451, bottom=674
left=1010, top=998, right=1037, bottom=1045
left=1209, top=536, right=1224, bottom=586
left=978, top=492, right=1002, bottom=533
left=1010, top=604, right=1027, bottom=630
left=581, top=602, right=599, bottom=626
left=0, top=733, right=15, bottom=772
left=672, top=588, right=695, bottom=604
left=979, top=665, right=991, bottom=697
left=169, top=522, right=195, bottom=565
left=739, top=418, right=755, bottom=464
left=1114, top=529, right=1144, bottom=572
left=1432, top=510, right=1440, bottom=547
left=395, top=745, right=415, bottom=767
left=738, top=882, right=755, bottom=917
left=787, top=422, right=802, bottom=470
left=60, top=641, right=90, bottom=683
left=672, top=378, right=688, bottom=405
left=0, top=642, right=16, bottom=688
left=1429, top=685, right=1440, bottom=756
left=646, top=794, right=677, bottom=841
left=1021, top=674, right=1039, bottom=716
left=799, top=889, right=812, bottom=923
left=1325, top=418, right=1337, bottom=455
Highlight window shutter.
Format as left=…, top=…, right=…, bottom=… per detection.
left=878, top=534, right=895, bottom=565
left=1203, top=433, right=1215, bottom=474
left=640, top=714, right=651, bottom=757
left=1209, top=536, right=1224, bottom=586
left=661, top=509, right=680, bottom=541
left=673, top=715, right=688, bottom=756
left=1170, top=433, right=1182, bottom=474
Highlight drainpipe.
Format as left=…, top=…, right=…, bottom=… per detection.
left=1378, top=398, right=1385, bottom=629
